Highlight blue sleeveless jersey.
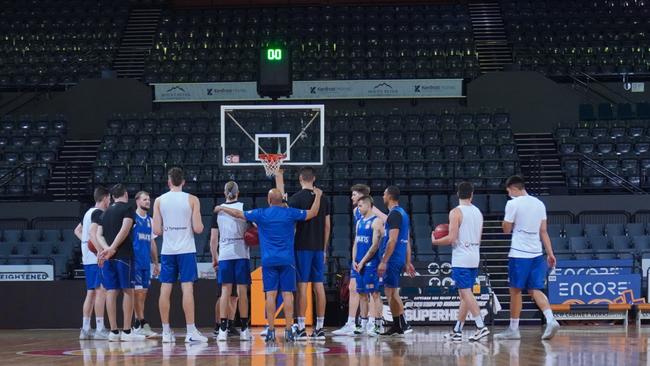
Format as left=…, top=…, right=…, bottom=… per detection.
left=353, top=206, right=363, bottom=226
left=355, top=215, right=379, bottom=267
left=380, top=206, right=410, bottom=266
left=133, top=213, right=153, bottom=270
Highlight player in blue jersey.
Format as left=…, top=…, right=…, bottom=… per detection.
left=215, top=188, right=322, bottom=344
left=352, top=195, right=384, bottom=336
left=132, top=191, right=159, bottom=338
left=378, top=186, right=416, bottom=337
left=334, top=184, right=387, bottom=336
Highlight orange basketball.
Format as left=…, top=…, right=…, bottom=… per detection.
left=88, top=240, right=97, bottom=254
left=244, top=226, right=259, bottom=246
left=432, top=224, right=449, bottom=240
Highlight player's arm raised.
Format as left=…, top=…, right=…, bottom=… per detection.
left=371, top=206, right=388, bottom=223
left=432, top=208, right=461, bottom=246
left=215, top=206, right=246, bottom=220
left=274, top=168, right=286, bottom=196
left=304, top=188, right=322, bottom=220
left=190, top=195, right=204, bottom=234
left=540, top=219, right=556, bottom=268
left=153, top=198, right=163, bottom=237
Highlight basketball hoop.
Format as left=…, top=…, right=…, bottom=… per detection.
left=259, top=153, right=286, bottom=177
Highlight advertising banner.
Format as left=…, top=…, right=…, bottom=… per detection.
left=548, top=274, right=645, bottom=304
left=552, top=259, right=634, bottom=276
left=0, top=265, right=54, bottom=281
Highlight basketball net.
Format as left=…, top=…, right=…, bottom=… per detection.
left=259, top=153, right=286, bottom=177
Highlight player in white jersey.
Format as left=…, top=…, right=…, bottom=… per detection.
left=494, top=176, right=560, bottom=341
left=74, top=187, right=110, bottom=340
left=432, top=182, right=489, bottom=342
left=153, top=167, right=207, bottom=343
left=214, top=181, right=253, bottom=342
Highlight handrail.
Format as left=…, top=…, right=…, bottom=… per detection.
left=576, top=71, right=636, bottom=105
left=0, top=162, right=33, bottom=188
left=566, top=152, right=646, bottom=194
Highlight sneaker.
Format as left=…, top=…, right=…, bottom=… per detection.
left=493, top=328, right=521, bottom=340
left=284, top=328, right=297, bottom=342
left=332, top=322, right=357, bottom=336
left=265, top=329, right=276, bottom=344
left=380, top=326, right=404, bottom=338
left=469, top=327, right=490, bottom=342
left=108, top=331, right=122, bottom=342
left=354, top=325, right=367, bottom=336
left=79, top=329, right=93, bottom=340
left=121, top=331, right=146, bottom=342
left=295, top=328, right=308, bottom=340
left=240, top=328, right=252, bottom=341
left=542, top=320, right=560, bottom=340
left=136, top=324, right=158, bottom=338
left=260, top=326, right=269, bottom=338
left=185, top=329, right=208, bottom=343
left=368, top=326, right=381, bottom=337
left=93, top=329, right=110, bottom=340
left=366, top=321, right=376, bottom=334
left=162, top=330, right=176, bottom=343
left=443, top=331, right=462, bottom=342
left=310, top=328, right=326, bottom=340
left=217, top=328, right=228, bottom=342
left=402, top=323, right=413, bottom=334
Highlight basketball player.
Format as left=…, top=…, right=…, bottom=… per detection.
left=96, top=184, right=145, bottom=342
left=275, top=167, right=330, bottom=340
left=377, top=186, right=416, bottom=337
left=153, top=167, right=207, bottom=343
left=494, top=176, right=560, bottom=340
left=214, top=181, right=253, bottom=342
left=334, top=184, right=387, bottom=336
left=432, top=182, right=489, bottom=342
left=215, top=188, right=322, bottom=343
left=351, top=195, right=384, bottom=337
left=210, top=223, right=240, bottom=340
left=75, top=186, right=110, bottom=340
left=132, top=191, right=159, bottom=338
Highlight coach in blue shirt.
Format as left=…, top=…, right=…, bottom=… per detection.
left=215, top=188, right=322, bottom=343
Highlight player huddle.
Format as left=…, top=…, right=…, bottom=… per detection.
left=75, top=166, right=561, bottom=344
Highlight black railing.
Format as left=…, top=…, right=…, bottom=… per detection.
left=565, top=152, right=647, bottom=194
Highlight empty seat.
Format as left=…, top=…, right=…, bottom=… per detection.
left=589, top=236, right=610, bottom=251
left=564, top=224, right=584, bottom=238
left=632, top=236, right=650, bottom=252
left=605, top=224, right=625, bottom=237
left=551, top=237, right=569, bottom=251
left=569, top=237, right=588, bottom=252
left=410, top=195, right=428, bottom=213
left=610, top=236, right=631, bottom=251
left=547, top=224, right=563, bottom=238
left=627, top=223, right=646, bottom=236
left=430, top=195, right=448, bottom=213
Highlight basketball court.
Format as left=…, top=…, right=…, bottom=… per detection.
left=4, top=327, right=648, bottom=365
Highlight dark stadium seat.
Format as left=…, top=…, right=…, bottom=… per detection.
left=627, top=223, right=646, bottom=237
left=565, top=224, right=584, bottom=238
left=610, top=236, right=631, bottom=251
left=570, top=237, right=589, bottom=252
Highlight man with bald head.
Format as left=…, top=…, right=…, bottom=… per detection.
left=215, top=187, right=323, bottom=343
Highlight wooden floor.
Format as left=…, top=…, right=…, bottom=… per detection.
left=3, top=326, right=649, bottom=366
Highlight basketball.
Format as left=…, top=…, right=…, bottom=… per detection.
left=432, top=224, right=449, bottom=240
left=88, top=240, right=97, bottom=254
left=244, top=226, right=259, bottom=246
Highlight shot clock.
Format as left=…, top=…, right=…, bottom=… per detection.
left=257, top=45, right=292, bottom=99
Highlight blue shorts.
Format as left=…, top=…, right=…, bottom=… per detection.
left=357, top=266, right=380, bottom=293
left=160, top=253, right=198, bottom=283
left=262, top=265, right=296, bottom=293
left=84, top=264, right=101, bottom=290
left=452, top=267, right=478, bottom=290
left=508, top=255, right=547, bottom=290
left=218, top=259, right=251, bottom=285
left=350, top=268, right=360, bottom=282
left=382, top=263, right=403, bottom=289
left=134, top=267, right=151, bottom=289
left=295, top=250, right=324, bottom=283
left=102, top=259, right=135, bottom=290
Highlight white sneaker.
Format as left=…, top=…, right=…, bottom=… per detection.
left=493, top=328, right=521, bottom=340
left=217, top=329, right=228, bottom=342
left=79, top=329, right=93, bottom=340
left=240, top=329, right=252, bottom=341
left=332, top=322, right=356, bottom=336
left=368, top=325, right=381, bottom=337
left=542, top=320, right=560, bottom=340
left=135, top=324, right=158, bottom=338
left=354, top=325, right=367, bottom=336
left=162, top=330, right=176, bottom=343
left=366, top=321, right=375, bottom=334
left=185, top=329, right=208, bottom=343
left=93, top=329, right=110, bottom=340
left=108, top=331, right=121, bottom=342
left=469, top=327, right=490, bottom=342
left=260, top=326, right=269, bottom=337
left=121, top=331, right=146, bottom=342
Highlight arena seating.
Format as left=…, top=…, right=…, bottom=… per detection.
left=555, top=103, right=650, bottom=189
left=92, top=110, right=518, bottom=197
left=0, top=115, right=67, bottom=196
left=144, top=4, right=479, bottom=83
left=502, top=0, right=650, bottom=77
left=0, top=0, right=129, bottom=88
